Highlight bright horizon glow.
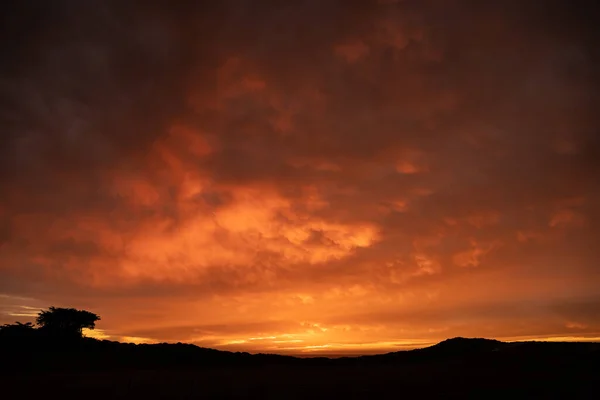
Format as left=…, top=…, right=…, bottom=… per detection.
left=78, top=327, right=600, bottom=357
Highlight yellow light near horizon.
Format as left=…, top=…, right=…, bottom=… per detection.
left=82, top=328, right=110, bottom=340
left=508, top=336, right=600, bottom=343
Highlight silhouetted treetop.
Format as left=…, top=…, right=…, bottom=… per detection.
left=36, top=307, right=100, bottom=338
left=0, top=321, right=35, bottom=338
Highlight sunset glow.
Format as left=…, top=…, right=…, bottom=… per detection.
left=1, top=0, right=599, bottom=356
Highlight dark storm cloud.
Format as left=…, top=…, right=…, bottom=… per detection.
left=0, top=0, right=217, bottom=211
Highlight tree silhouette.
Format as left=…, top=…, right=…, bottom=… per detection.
left=0, top=321, right=35, bottom=338
left=36, top=307, right=100, bottom=338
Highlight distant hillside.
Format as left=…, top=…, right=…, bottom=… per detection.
left=427, top=336, right=505, bottom=352
left=1, top=334, right=598, bottom=372
left=2, top=335, right=599, bottom=399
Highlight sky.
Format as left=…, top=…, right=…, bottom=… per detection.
left=1, top=0, right=599, bottom=356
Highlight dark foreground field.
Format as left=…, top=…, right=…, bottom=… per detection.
left=4, top=363, right=599, bottom=399
left=2, top=338, right=599, bottom=399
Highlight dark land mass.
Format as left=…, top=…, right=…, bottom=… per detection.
left=1, top=335, right=599, bottom=399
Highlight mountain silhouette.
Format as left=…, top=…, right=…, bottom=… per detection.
left=1, top=334, right=598, bottom=399
left=1, top=333, right=598, bottom=369
left=427, top=336, right=504, bottom=352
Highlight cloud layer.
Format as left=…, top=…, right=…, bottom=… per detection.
left=1, top=0, right=599, bottom=354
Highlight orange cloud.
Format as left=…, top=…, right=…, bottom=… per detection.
left=549, top=209, right=586, bottom=228
left=452, top=239, right=502, bottom=268
left=334, top=41, right=370, bottom=63
left=1, top=0, right=599, bottom=355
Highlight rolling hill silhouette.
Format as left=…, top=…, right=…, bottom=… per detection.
left=1, top=333, right=598, bottom=368
left=1, top=334, right=599, bottom=398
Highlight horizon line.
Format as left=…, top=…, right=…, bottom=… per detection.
left=80, top=331, right=600, bottom=358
